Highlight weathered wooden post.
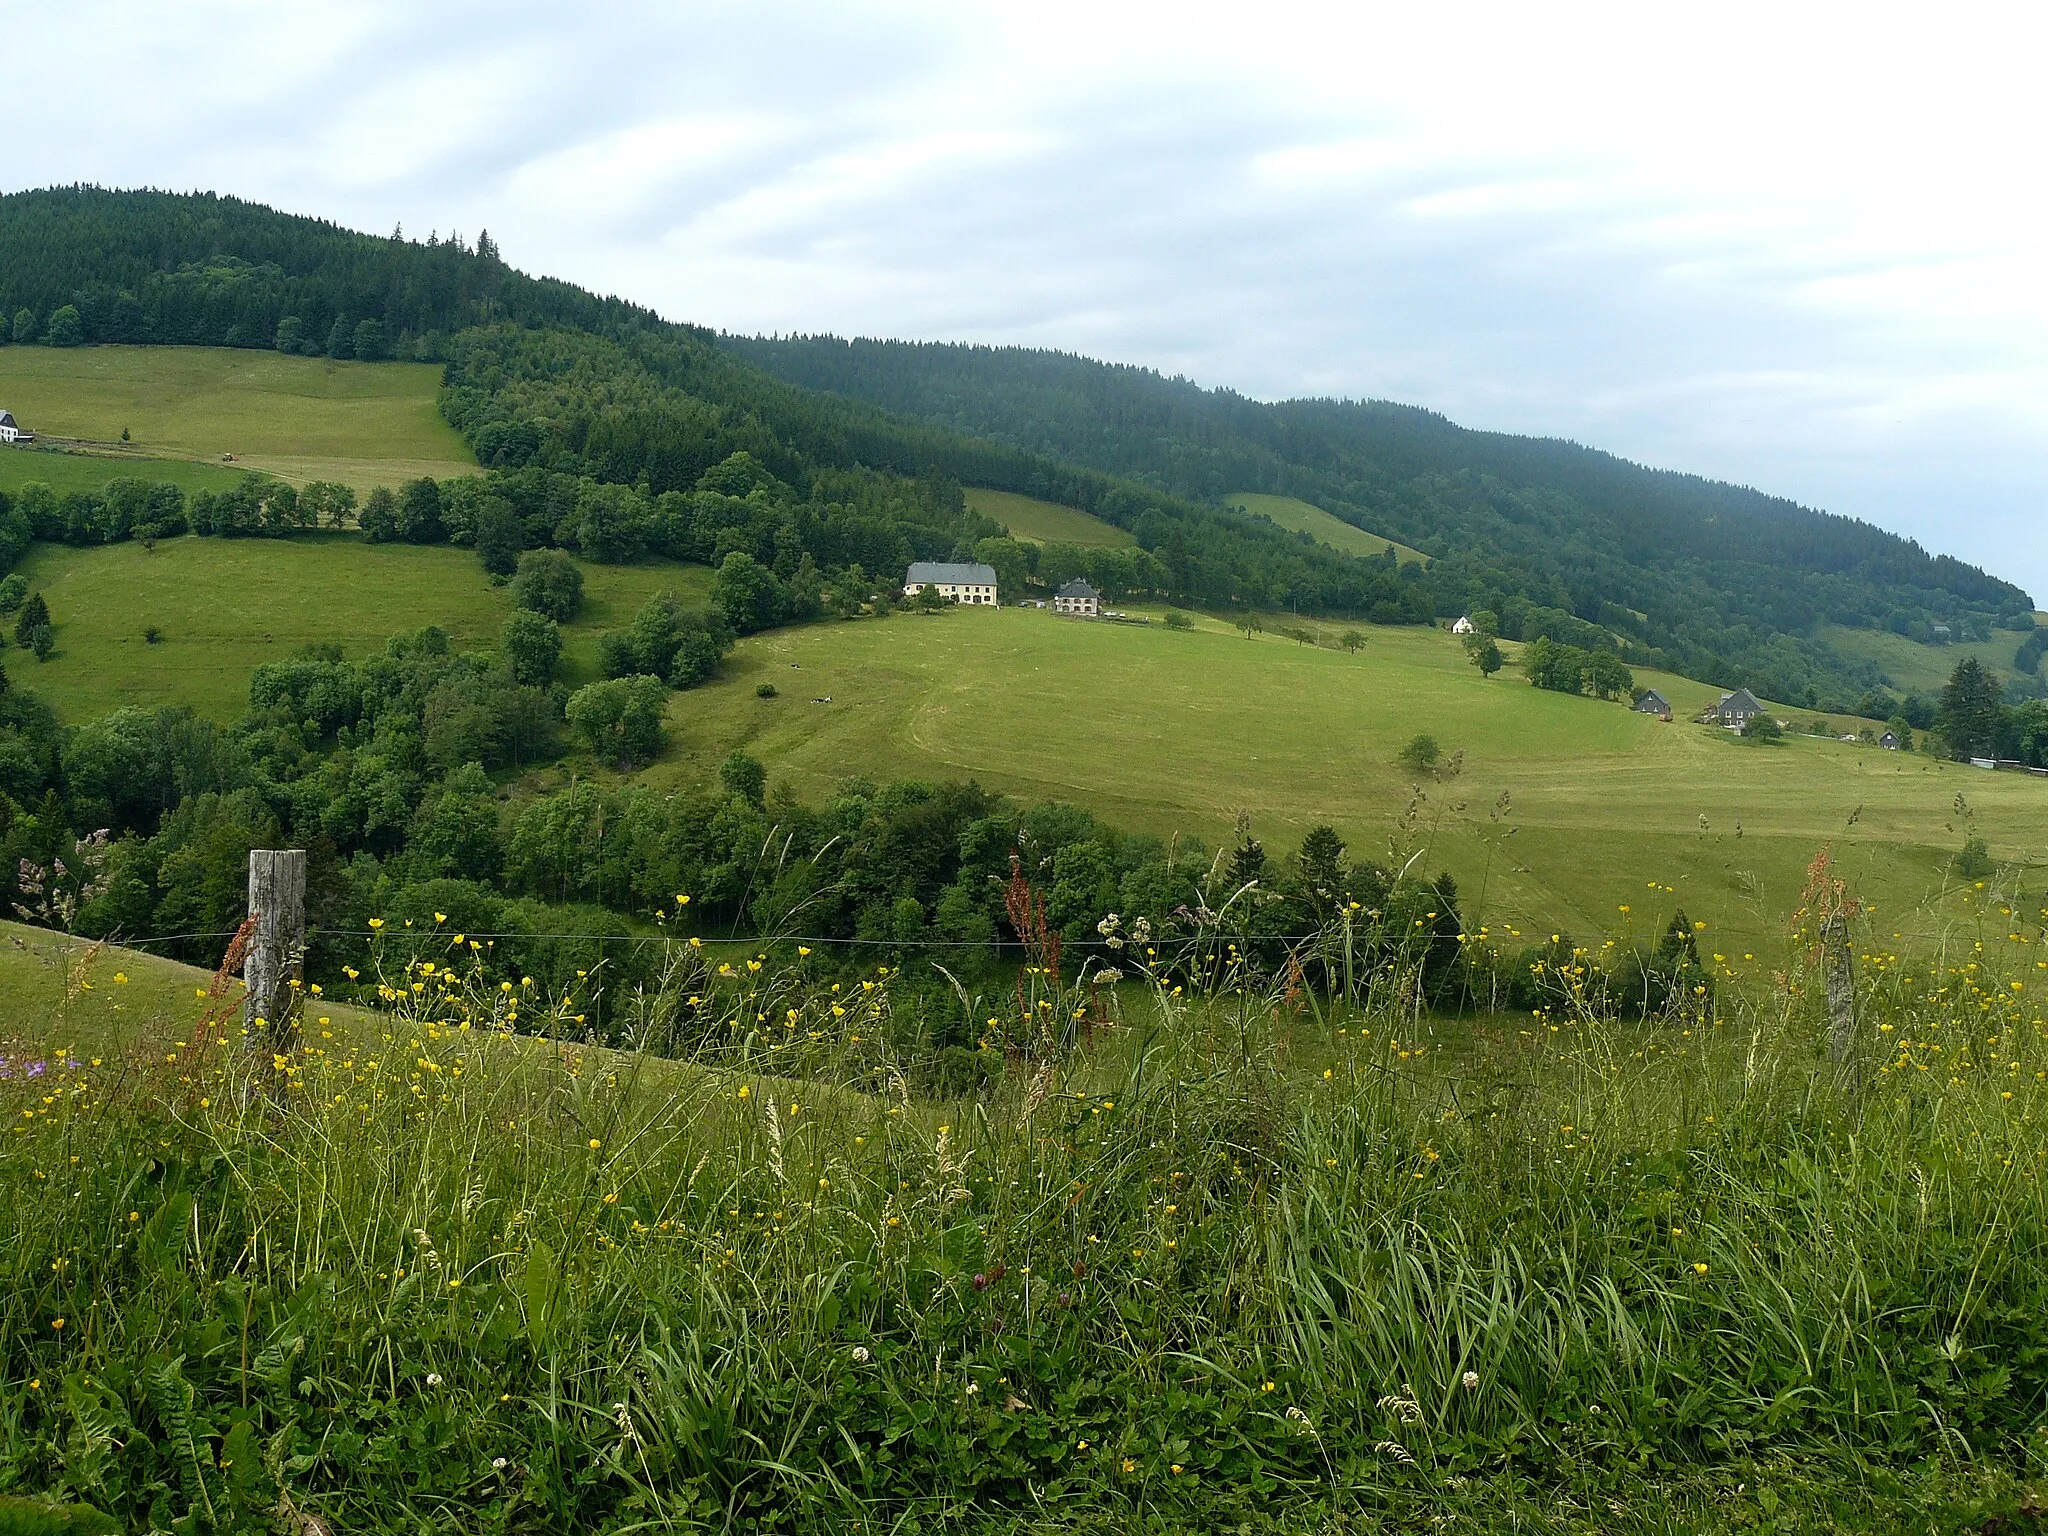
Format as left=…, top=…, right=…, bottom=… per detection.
left=245, top=849, right=307, bottom=1055
left=1822, top=913, right=1856, bottom=1067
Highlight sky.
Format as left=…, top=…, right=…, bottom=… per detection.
left=5, top=0, right=2047, bottom=597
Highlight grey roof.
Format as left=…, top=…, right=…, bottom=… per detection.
left=0, top=411, right=15, bottom=427
left=1634, top=689, right=1668, bottom=710
left=906, top=561, right=996, bottom=586
left=1718, top=687, right=1763, bottom=714
left=1056, top=578, right=1099, bottom=599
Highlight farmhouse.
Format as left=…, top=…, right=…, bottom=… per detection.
left=1633, top=688, right=1671, bottom=720
left=1709, top=688, right=1766, bottom=730
left=1451, top=615, right=1475, bottom=635
left=1879, top=730, right=1900, bottom=750
left=0, top=410, right=31, bottom=444
left=903, top=562, right=998, bottom=606
left=1053, top=578, right=1101, bottom=617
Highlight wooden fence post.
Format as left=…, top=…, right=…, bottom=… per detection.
left=1822, top=913, right=1856, bottom=1068
left=245, top=849, right=307, bottom=1055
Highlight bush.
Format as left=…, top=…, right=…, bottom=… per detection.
left=1162, top=610, right=1194, bottom=631
left=512, top=550, right=585, bottom=623
left=1957, top=834, right=1992, bottom=878
left=565, top=675, right=667, bottom=766
left=1741, top=714, right=1784, bottom=744
left=756, top=682, right=778, bottom=698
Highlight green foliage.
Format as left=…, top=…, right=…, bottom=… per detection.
left=1940, top=657, right=2004, bottom=759
left=499, top=608, right=561, bottom=688
left=566, top=675, right=667, bottom=767
left=597, top=591, right=732, bottom=688
left=0, top=1496, right=121, bottom=1535
left=1465, top=634, right=1503, bottom=676
left=14, top=591, right=49, bottom=648
left=1162, top=609, right=1193, bottom=631
left=41, top=304, right=83, bottom=347
left=1397, top=732, right=1440, bottom=776
left=512, top=549, right=584, bottom=623
left=755, top=682, right=778, bottom=698
left=1741, top=713, right=1784, bottom=744
left=719, top=748, right=766, bottom=808
left=1521, top=635, right=1633, bottom=700
left=1957, top=834, right=1992, bottom=879
left=357, top=485, right=398, bottom=542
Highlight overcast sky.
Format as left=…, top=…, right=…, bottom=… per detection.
left=6, top=0, right=2046, bottom=598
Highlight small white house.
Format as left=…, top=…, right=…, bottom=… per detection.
left=904, top=561, right=998, bottom=605
left=1053, top=578, right=1101, bottom=617
left=0, top=410, right=31, bottom=444
left=1451, top=615, right=1475, bottom=635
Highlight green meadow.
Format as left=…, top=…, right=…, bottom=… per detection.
left=0, top=444, right=252, bottom=499
left=12, top=536, right=712, bottom=720
left=0, top=344, right=474, bottom=491
left=965, top=486, right=1136, bottom=546
left=645, top=605, right=2048, bottom=956
left=1227, top=491, right=1429, bottom=564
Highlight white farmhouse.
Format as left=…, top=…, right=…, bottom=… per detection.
left=0, top=410, right=31, bottom=444
left=1451, top=615, right=1475, bottom=635
left=904, top=561, right=998, bottom=606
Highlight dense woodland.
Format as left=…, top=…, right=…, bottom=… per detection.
left=728, top=337, right=2040, bottom=707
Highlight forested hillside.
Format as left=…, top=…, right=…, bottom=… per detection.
left=2, top=186, right=2040, bottom=708
left=726, top=337, right=2040, bottom=707
left=0, top=187, right=1421, bottom=619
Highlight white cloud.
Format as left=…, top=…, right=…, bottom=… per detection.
left=2, top=0, right=2045, bottom=595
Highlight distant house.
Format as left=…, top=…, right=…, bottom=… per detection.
left=1053, top=578, right=1101, bottom=617
left=1711, top=688, right=1766, bottom=730
left=0, top=410, right=31, bottom=444
left=1931, top=624, right=1952, bottom=643
left=1879, top=730, right=1900, bottom=750
left=903, top=561, right=998, bottom=606
left=1451, top=615, right=1475, bottom=635
left=1633, top=689, right=1671, bottom=720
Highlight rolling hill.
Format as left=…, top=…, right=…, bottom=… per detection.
left=638, top=606, right=2044, bottom=958
left=0, top=344, right=474, bottom=490
left=724, top=334, right=2037, bottom=706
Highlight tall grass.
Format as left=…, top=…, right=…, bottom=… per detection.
left=2, top=904, right=2046, bottom=1533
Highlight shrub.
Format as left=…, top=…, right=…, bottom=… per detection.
left=1162, top=610, right=1194, bottom=631
left=512, top=550, right=585, bottom=623
left=756, top=682, right=778, bottom=698
left=1957, top=834, right=1992, bottom=878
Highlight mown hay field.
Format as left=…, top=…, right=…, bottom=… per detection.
left=647, top=605, right=2048, bottom=958
left=0, top=344, right=475, bottom=490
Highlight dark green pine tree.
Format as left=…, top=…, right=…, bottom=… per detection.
left=1939, top=657, right=2004, bottom=758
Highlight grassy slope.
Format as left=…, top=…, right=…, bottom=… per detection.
left=15, top=536, right=713, bottom=720
left=0, top=345, right=474, bottom=490
left=0, top=444, right=252, bottom=497
left=1821, top=621, right=2030, bottom=697
left=964, top=487, right=1135, bottom=547
left=641, top=606, right=2048, bottom=955
left=1227, top=491, right=1429, bottom=564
